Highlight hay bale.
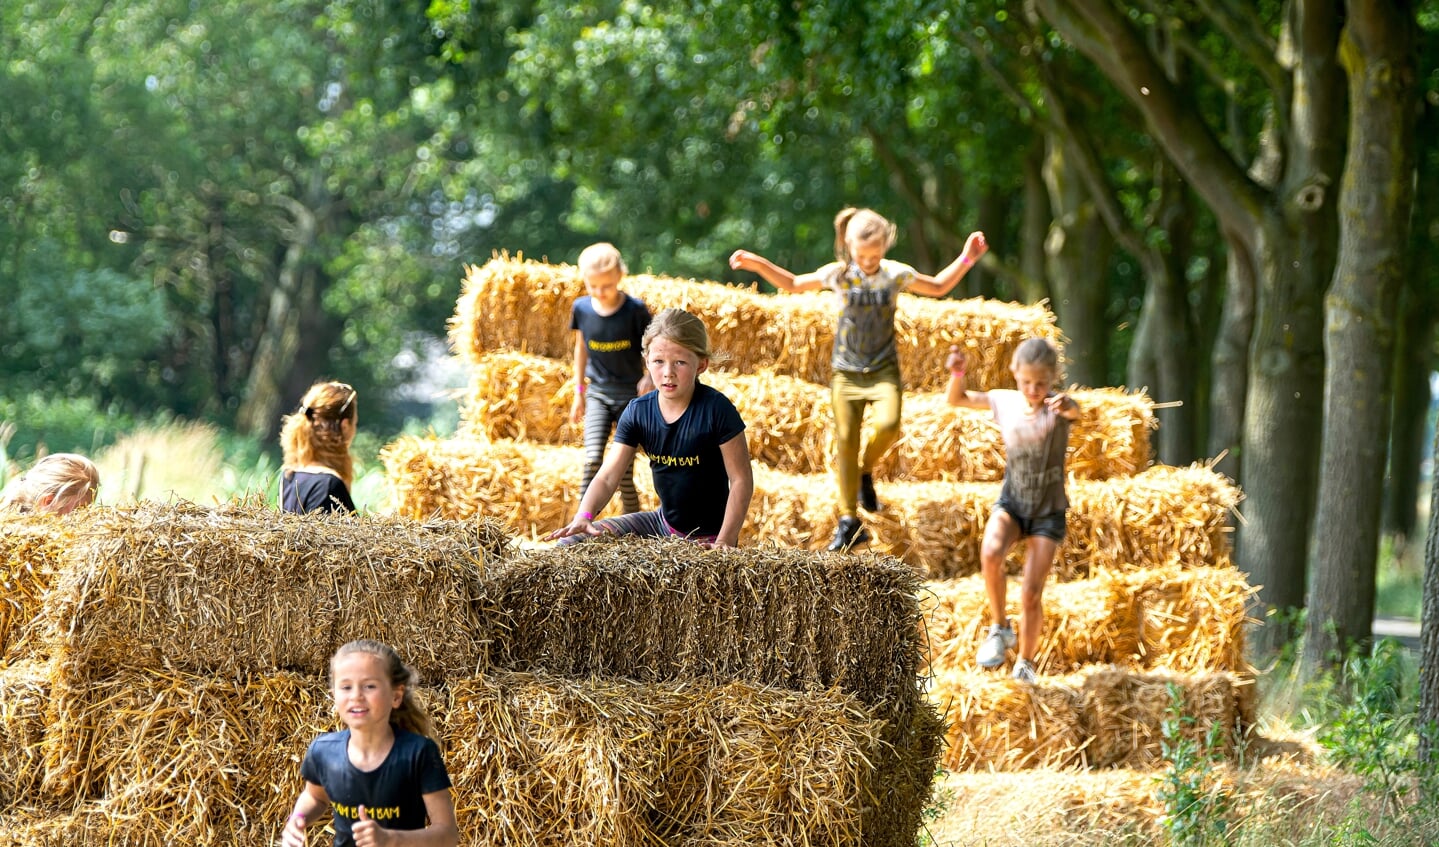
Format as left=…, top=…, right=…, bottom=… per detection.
left=445, top=671, right=905, bottom=847
left=453, top=351, right=1155, bottom=482
left=929, top=668, right=1089, bottom=771
left=0, top=660, right=51, bottom=806
left=1079, top=667, right=1254, bottom=769
left=380, top=435, right=658, bottom=532
left=922, top=566, right=1254, bottom=678
left=384, top=439, right=1237, bottom=579
left=479, top=538, right=924, bottom=712
left=1126, top=566, right=1255, bottom=673
left=38, top=668, right=332, bottom=831
left=38, top=502, right=509, bottom=685
left=0, top=514, right=73, bottom=661
left=930, top=667, right=1253, bottom=772
left=922, top=574, right=1143, bottom=677
left=449, top=256, right=1058, bottom=391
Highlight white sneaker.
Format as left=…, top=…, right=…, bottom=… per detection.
left=976, top=623, right=1016, bottom=668
left=1012, top=658, right=1038, bottom=684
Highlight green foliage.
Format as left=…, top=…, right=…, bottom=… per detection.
left=919, top=765, right=954, bottom=847
left=1156, top=682, right=1232, bottom=846
left=0, top=393, right=138, bottom=463
left=1316, top=640, right=1432, bottom=816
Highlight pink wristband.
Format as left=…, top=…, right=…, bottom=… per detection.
left=580, top=511, right=594, bottom=521
left=951, top=369, right=966, bottom=379
left=960, top=255, right=973, bottom=267
left=578, top=382, right=587, bottom=394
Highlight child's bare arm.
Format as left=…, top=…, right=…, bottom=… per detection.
left=711, top=434, right=754, bottom=548
left=281, top=782, right=329, bottom=847
left=570, top=330, right=589, bottom=424
left=944, top=345, right=989, bottom=409
left=729, top=250, right=826, bottom=293
left=907, top=232, right=989, bottom=297
left=546, top=444, right=638, bottom=540
left=1046, top=392, right=1081, bottom=421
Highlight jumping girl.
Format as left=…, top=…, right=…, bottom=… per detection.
left=945, top=338, right=1079, bottom=683
left=730, top=207, right=987, bottom=551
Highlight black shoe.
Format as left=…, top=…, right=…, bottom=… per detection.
left=859, top=473, right=882, bottom=513
left=827, top=516, right=871, bottom=552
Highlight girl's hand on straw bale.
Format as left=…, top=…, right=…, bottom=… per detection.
left=281, top=812, right=306, bottom=847
left=945, top=344, right=967, bottom=374
left=963, top=231, right=989, bottom=263
left=352, top=805, right=390, bottom=846
left=546, top=517, right=600, bottom=541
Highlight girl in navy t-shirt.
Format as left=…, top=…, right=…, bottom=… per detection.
left=281, top=640, right=457, bottom=847
left=548, top=308, right=754, bottom=547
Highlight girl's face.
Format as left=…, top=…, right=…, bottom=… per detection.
left=846, top=236, right=886, bottom=275
left=1011, top=362, right=1056, bottom=409
left=583, top=267, right=623, bottom=309
left=645, top=336, right=707, bottom=403
left=332, top=651, right=402, bottom=733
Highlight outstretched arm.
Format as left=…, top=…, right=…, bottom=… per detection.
left=944, top=345, right=990, bottom=409
left=907, top=232, right=989, bottom=298
left=729, top=250, right=826, bottom=293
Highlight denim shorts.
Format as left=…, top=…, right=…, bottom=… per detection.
left=994, top=498, right=1067, bottom=543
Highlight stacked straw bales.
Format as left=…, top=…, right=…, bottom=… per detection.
left=384, top=436, right=1237, bottom=579
left=450, top=255, right=1059, bottom=392
left=455, top=349, right=1157, bottom=481
left=0, top=508, right=942, bottom=846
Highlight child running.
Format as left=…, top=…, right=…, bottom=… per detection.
left=568, top=242, right=652, bottom=515
left=281, top=639, right=457, bottom=847
left=548, top=307, right=753, bottom=548
left=945, top=338, right=1079, bottom=683
left=730, top=208, right=987, bottom=551
left=280, top=381, right=359, bottom=515
left=0, top=453, right=100, bottom=515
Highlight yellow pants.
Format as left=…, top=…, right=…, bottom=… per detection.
left=830, top=364, right=902, bottom=516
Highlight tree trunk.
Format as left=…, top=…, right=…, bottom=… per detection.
left=235, top=194, right=319, bottom=439
left=1384, top=300, right=1434, bottom=541
left=1043, top=140, right=1113, bottom=388
left=1019, top=140, right=1051, bottom=305
left=1206, top=230, right=1255, bottom=482
left=1148, top=162, right=1199, bottom=465
left=1303, top=0, right=1418, bottom=673
left=1419, top=390, right=1439, bottom=771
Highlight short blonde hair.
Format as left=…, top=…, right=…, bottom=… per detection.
left=577, top=242, right=627, bottom=277
left=0, top=453, right=100, bottom=515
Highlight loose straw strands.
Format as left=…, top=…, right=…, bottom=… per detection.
left=921, top=566, right=1255, bottom=678
left=446, top=673, right=892, bottom=847
left=929, top=667, right=1253, bottom=771
left=478, top=538, right=926, bottom=711
left=449, top=256, right=1058, bottom=391
left=37, top=502, right=509, bottom=685
left=454, top=350, right=1156, bottom=482
left=0, top=661, right=51, bottom=806
left=384, top=439, right=1237, bottom=579
left=0, top=514, right=74, bottom=661
left=380, top=435, right=659, bottom=532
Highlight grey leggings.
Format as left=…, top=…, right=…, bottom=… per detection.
left=556, top=510, right=716, bottom=546
left=582, top=390, right=640, bottom=514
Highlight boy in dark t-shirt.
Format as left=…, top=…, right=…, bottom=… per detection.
left=568, top=243, right=652, bottom=514
left=549, top=308, right=753, bottom=547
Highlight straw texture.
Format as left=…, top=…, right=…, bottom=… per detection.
left=929, top=667, right=1253, bottom=771
left=38, top=502, right=509, bottom=685
left=385, top=439, right=1238, bottom=579
left=449, top=256, right=1059, bottom=392
left=454, top=350, right=1156, bottom=481
left=0, top=514, right=72, bottom=661
left=921, top=565, right=1255, bottom=677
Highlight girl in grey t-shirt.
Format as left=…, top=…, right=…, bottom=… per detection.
left=945, top=338, right=1080, bottom=684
